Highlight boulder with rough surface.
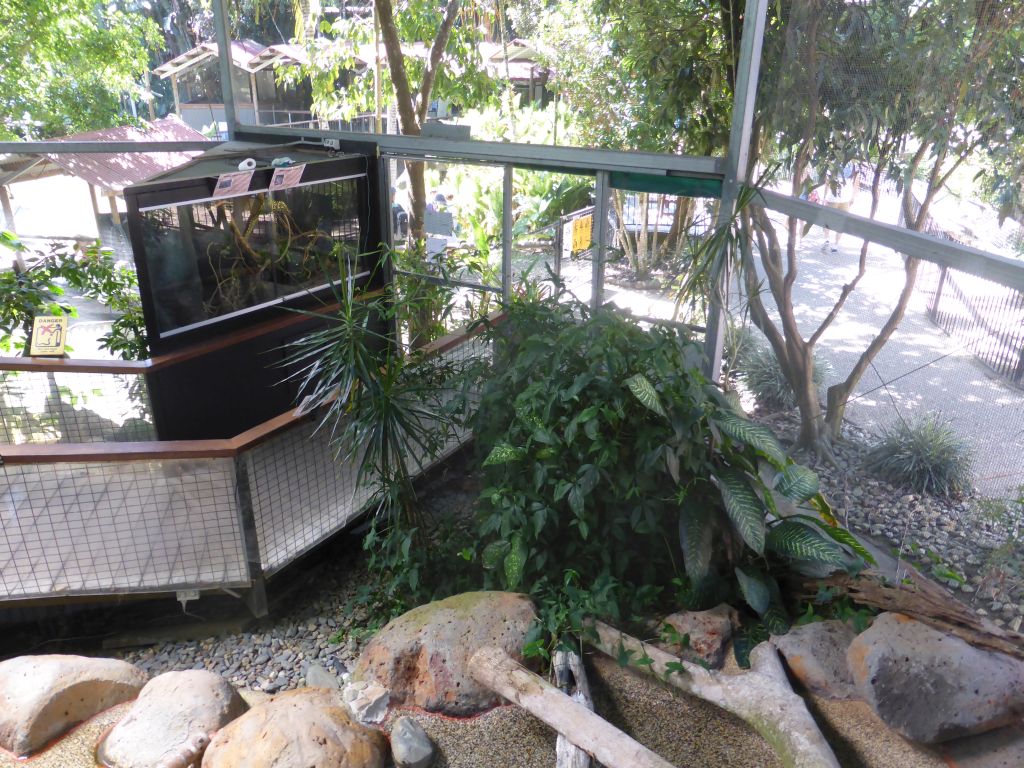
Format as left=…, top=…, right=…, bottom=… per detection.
left=0, top=654, right=147, bottom=756
left=97, top=670, right=247, bottom=768
left=201, top=688, right=387, bottom=768
left=847, top=612, right=1024, bottom=743
left=660, top=604, right=737, bottom=669
left=353, top=591, right=536, bottom=716
left=772, top=619, right=858, bottom=699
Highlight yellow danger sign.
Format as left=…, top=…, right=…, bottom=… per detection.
left=29, top=316, right=67, bottom=357
left=571, top=214, right=593, bottom=252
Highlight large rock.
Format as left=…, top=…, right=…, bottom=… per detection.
left=660, top=604, right=737, bottom=669
left=847, top=612, right=1024, bottom=743
left=772, top=619, right=858, bottom=699
left=0, top=654, right=147, bottom=756
left=97, top=670, right=248, bottom=768
left=390, top=715, right=435, bottom=768
left=353, top=591, right=536, bottom=716
left=201, top=688, right=387, bottom=768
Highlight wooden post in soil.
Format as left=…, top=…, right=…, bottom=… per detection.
left=552, top=650, right=591, bottom=768
left=468, top=647, right=675, bottom=768
left=585, top=620, right=839, bottom=768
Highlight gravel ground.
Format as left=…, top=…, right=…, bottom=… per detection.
left=759, top=410, right=1024, bottom=628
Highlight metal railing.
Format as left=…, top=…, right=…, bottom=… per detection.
left=0, top=316, right=493, bottom=610
left=924, top=265, right=1024, bottom=387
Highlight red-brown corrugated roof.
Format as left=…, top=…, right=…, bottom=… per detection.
left=45, top=116, right=211, bottom=193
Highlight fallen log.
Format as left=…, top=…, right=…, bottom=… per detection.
left=468, top=646, right=675, bottom=768
left=801, top=571, right=1024, bottom=660
left=553, top=650, right=591, bottom=768
left=586, top=620, right=839, bottom=768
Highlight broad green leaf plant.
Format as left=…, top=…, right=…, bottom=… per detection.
left=470, top=289, right=871, bottom=660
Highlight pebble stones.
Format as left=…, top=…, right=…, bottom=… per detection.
left=763, top=411, right=1024, bottom=623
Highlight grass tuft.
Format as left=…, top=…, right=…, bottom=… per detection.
left=863, top=413, right=974, bottom=498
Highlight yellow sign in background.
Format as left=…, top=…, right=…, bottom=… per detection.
left=29, top=316, right=67, bottom=357
left=571, top=214, right=593, bottom=252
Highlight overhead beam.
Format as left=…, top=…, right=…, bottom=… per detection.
left=234, top=125, right=724, bottom=178
left=0, top=141, right=215, bottom=154
left=759, top=189, right=1024, bottom=292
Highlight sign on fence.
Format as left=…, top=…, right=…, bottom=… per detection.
left=571, top=214, right=593, bottom=252
left=29, top=316, right=67, bottom=357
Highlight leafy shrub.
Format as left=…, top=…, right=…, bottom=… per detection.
left=285, top=264, right=485, bottom=615
left=863, top=413, right=974, bottom=497
left=722, top=321, right=758, bottom=379
left=738, top=336, right=829, bottom=411
left=470, top=293, right=870, bottom=658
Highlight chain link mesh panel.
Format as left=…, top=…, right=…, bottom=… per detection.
left=0, top=370, right=154, bottom=444
left=244, top=419, right=370, bottom=575
left=0, top=458, right=249, bottom=599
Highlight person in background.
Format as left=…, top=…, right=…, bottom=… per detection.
left=821, top=163, right=861, bottom=251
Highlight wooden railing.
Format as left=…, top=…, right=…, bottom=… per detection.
left=0, top=304, right=501, bottom=465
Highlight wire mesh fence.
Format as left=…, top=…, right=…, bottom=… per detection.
left=0, top=458, right=249, bottom=599
left=0, top=321, right=491, bottom=601
left=0, top=370, right=155, bottom=444
left=734, top=206, right=1024, bottom=499
left=245, top=419, right=370, bottom=575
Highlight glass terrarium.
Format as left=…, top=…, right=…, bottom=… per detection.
left=123, top=143, right=388, bottom=439
left=126, top=145, right=379, bottom=353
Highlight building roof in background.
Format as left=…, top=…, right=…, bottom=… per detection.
left=0, top=116, right=212, bottom=193
left=154, top=39, right=306, bottom=78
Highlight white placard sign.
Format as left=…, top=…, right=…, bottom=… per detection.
left=212, top=170, right=254, bottom=198
left=562, top=220, right=574, bottom=259
left=270, top=163, right=306, bottom=191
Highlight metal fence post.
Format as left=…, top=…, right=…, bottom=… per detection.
left=702, top=0, right=768, bottom=379
left=502, top=165, right=513, bottom=304
left=592, top=171, right=609, bottom=311
left=212, top=0, right=237, bottom=138
left=233, top=455, right=268, bottom=617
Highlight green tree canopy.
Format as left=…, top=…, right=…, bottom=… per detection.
left=0, top=0, right=161, bottom=139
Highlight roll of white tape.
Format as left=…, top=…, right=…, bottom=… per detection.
left=238, top=158, right=257, bottom=171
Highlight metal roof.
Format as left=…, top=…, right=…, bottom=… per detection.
left=154, top=39, right=305, bottom=78
left=0, top=116, right=212, bottom=193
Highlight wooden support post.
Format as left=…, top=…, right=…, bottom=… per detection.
left=87, top=183, right=101, bottom=224
left=586, top=621, right=839, bottom=768
left=0, top=184, right=14, bottom=230
left=171, top=73, right=181, bottom=117
left=107, top=193, right=122, bottom=226
left=468, top=646, right=675, bottom=768
left=553, top=650, right=592, bottom=768
left=249, top=72, right=261, bottom=125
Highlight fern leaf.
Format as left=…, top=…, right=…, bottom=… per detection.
left=483, top=443, right=526, bottom=467
left=793, top=514, right=877, bottom=566
left=503, top=533, right=527, bottom=590
left=678, top=503, right=714, bottom=583
left=809, top=492, right=839, bottom=526
left=625, top=373, right=667, bottom=418
left=714, top=468, right=766, bottom=555
left=481, top=540, right=510, bottom=570
left=735, top=566, right=770, bottom=615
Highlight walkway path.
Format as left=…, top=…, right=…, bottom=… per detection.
left=751, top=210, right=1024, bottom=497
